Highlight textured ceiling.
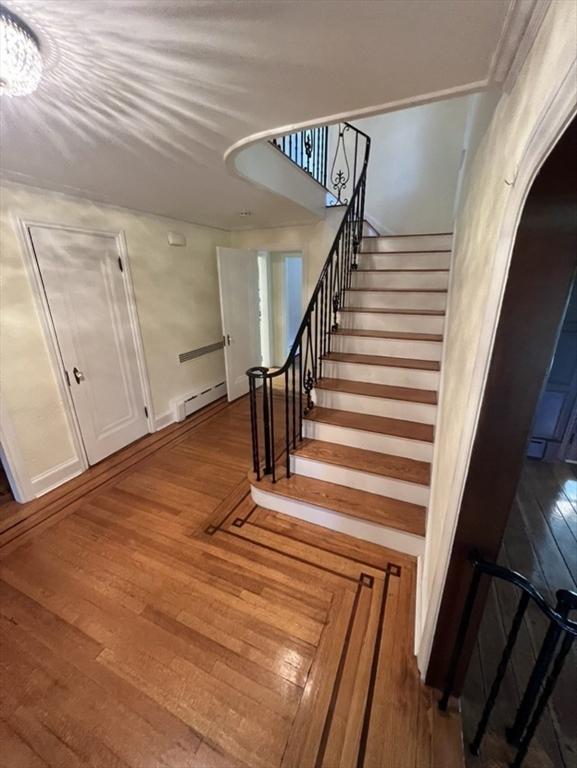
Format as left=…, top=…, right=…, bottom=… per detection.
left=0, top=0, right=511, bottom=229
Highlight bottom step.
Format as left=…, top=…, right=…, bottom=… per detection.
left=250, top=472, right=425, bottom=557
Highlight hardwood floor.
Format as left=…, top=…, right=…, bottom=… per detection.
left=461, top=460, right=577, bottom=768
left=0, top=396, right=462, bottom=768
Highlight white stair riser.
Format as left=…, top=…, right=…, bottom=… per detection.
left=345, top=291, right=447, bottom=310
left=314, top=388, right=437, bottom=424
left=358, top=252, right=451, bottom=270
left=322, top=360, right=439, bottom=390
left=340, top=312, right=445, bottom=334
left=331, top=334, right=442, bottom=360
left=361, top=234, right=452, bottom=252
left=351, top=272, right=449, bottom=290
left=291, top=455, right=429, bottom=506
left=251, top=484, right=425, bottom=557
left=303, top=419, right=433, bottom=462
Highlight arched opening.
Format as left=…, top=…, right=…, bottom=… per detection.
left=427, top=116, right=576, bottom=762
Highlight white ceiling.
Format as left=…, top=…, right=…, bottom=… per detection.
left=0, top=0, right=513, bottom=230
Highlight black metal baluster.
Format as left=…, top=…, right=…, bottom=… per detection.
left=320, top=279, right=326, bottom=375
left=439, top=563, right=483, bottom=711
left=292, top=360, right=296, bottom=449
left=249, top=376, right=259, bottom=479
left=323, top=126, right=328, bottom=188
left=352, top=131, right=358, bottom=191
left=261, top=374, right=272, bottom=475
left=285, top=369, right=290, bottom=478
left=470, top=591, right=530, bottom=755
left=332, top=247, right=340, bottom=332
left=507, top=589, right=575, bottom=745
left=314, top=298, right=318, bottom=383
left=511, top=633, right=574, bottom=768
left=299, top=340, right=303, bottom=439
left=269, top=374, right=276, bottom=482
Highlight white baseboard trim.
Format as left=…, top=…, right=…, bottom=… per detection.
left=31, top=456, right=84, bottom=498
left=251, top=483, right=425, bottom=557
left=154, top=411, right=174, bottom=431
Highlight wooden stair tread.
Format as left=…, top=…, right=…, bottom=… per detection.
left=316, top=377, right=438, bottom=404
left=347, top=287, right=448, bottom=293
left=305, top=407, right=434, bottom=443
left=341, top=307, right=445, bottom=316
left=362, top=232, right=453, bottom=237
left=360, top=248, right=451, bottom=253
left=293, top=439, right=431, bottom=485
left=334, top=328, right=443, bottom=342
left=354, top=269, right=449, bottom=273
left=324, top=352, right=440, bottom=371
left=256, top=471, right=426, bottom=536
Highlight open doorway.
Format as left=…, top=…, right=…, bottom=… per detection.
left=217, top=248, right=304, bottom=400
left=259, top=251, right=304, bottom=368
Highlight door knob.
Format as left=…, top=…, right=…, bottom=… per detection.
left=73, top=366, right=85, bottom=384
left=226, top=334, right=231, bottom=346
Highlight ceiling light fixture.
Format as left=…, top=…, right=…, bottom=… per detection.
left=0, top=6, right=42, bottom=96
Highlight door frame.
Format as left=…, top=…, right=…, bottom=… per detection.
left=6, top=219, right=154, bottom=498
left=281, top=251, right=305, bottom=358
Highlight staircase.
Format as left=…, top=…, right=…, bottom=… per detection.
left=250, top=231, right=451, bottom=557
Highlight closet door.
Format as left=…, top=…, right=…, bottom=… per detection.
left=30, top=227, right=149, bottom=464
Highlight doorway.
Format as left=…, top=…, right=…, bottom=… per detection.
left=27, top=225, right=151, bottom=466
left=264, top=251, right=304, bottom=367
left=217, top=247, right=303, bottom=399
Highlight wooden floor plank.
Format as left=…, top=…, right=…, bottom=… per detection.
left=0, top=396, right=462, bottom=768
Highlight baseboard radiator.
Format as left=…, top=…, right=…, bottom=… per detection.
left=172, top=381, right=227, bottom=422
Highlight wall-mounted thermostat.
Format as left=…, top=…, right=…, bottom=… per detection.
left=168, top=232, right=186, bottom=246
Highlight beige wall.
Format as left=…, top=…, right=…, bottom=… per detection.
left=0, top=182, right=229, bottom=488
left=231, top=206, right=344, bottom=302
left=419, top=1, right=577, bottom=669
left=352, top=96, right=471, bottom=235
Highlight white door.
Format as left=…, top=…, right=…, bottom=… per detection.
left=29, top=227, right=149, bottom=465
left=217, top=247, right=261, bottom=401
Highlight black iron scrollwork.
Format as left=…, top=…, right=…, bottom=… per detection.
left=329, top=124, right=351, bottom=205
left=303, top=369, right=314, bottom=414
left=332, top=292, right=340, bottom=331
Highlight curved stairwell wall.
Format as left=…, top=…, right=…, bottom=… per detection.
left=418, top=0, right=577, bottom=678
left=230, top=139, right=328, bottom=220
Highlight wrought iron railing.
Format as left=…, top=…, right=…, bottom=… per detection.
left=248, top=123, right=371, bottom=482
left=271, top=122, right=366, bottom=205
left=272, top=126, right=328, bottom=189
left=439, top=553, right=577, bottom=768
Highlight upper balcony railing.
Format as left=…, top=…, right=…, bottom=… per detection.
left=271, top=126, right=329, bottom=190
left=247, top=122, right=371, bottom=483
left=271, top=122, right=367, bottom=206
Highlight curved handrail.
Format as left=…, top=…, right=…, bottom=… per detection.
left=246, top=121, right=371, bottom=481
left=248, top=171, right=368, bottom=381
left=439, top=552, right=577, bottom=768
left=470, top=555, right=577, bottom=635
